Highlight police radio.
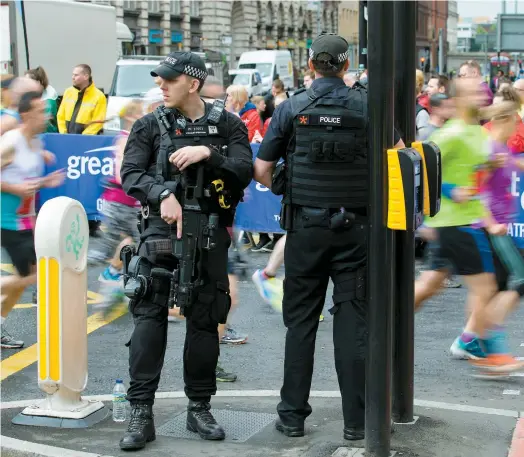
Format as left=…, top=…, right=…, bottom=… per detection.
left=207, top=95, right=227, bottom=125
left=387, top=148, right=424, bottom=231
left=411, top=141, right=442, bottom=217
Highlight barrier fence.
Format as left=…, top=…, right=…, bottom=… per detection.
left=40, top=133, right=524, bottom=244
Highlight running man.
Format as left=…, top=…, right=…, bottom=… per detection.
left=0, top=91, right=64, bottom=348
left=416, top=78, right=522, bottom=374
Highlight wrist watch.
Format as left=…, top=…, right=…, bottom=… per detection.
left=159, top=189, right=172, bottom=203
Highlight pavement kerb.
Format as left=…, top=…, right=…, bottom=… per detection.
left=509, top=418, right=524, bottom=457
left=1, top=390, right=523, bottom=457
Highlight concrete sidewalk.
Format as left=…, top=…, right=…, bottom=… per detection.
left=0, top=394, right=520, bottom=457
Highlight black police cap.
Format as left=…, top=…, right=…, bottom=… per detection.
left=151, top=52, right=208, bottom=83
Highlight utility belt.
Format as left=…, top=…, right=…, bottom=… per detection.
left=280, top=204, right=367, bottom=231
left=137, top=178, right=236, bottom=236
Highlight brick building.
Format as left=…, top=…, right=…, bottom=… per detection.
left=416, top=0, right=448, bottom=73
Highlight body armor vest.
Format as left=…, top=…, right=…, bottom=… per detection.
left=153, top=102, right=239, bottom=221
left=287, top=84, right=368, bottom=209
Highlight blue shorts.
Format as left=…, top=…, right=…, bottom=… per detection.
left=436, top=226, right=495, bottom=276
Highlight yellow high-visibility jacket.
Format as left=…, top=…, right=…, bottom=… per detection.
left=57, top=82, right=107, bottom=135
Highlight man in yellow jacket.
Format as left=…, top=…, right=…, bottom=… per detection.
left=57, top=64, right=107, bottom=135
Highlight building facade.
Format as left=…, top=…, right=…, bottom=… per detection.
left=90, top=1, right=340, bottom=70
left=457, top=22, right=475, bottom=52
left=447, top=0, right=458, bottom=53
left=337, top=1, right=359, bottom=70
left=416, top=0, right=448, bottom=72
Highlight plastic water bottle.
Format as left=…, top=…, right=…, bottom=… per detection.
left=112, top=379, right=127, bottom=422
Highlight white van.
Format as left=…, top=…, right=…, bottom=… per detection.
left=237, top=50, right=294, bottom=93
left=228, top=69, right=263, bottom=98
left=103, top=56, right=163, bottom=134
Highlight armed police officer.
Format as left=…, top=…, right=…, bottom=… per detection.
left=119, top=52, right=253, bottom=451
left=254, top=33, right=404, bottom=441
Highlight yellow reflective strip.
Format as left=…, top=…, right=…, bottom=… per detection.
left=48, top=258, right=60, bottom=382
left=38, top=258, right=47, bottom=381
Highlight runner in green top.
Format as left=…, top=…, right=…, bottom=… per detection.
left=424, top=118, right=490, bottom=228
left=416, top=77, right=523, bottom=375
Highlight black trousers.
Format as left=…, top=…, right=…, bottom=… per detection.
left=277, top=208, right=368, bottom=428
left=126, top=227, right=231, bottom=405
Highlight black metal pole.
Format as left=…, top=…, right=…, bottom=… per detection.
left=359, top=1, right=368, bottom=69
left=20, top=0, right=31, bottom=70
left=366, top=1, right=395, bottom=456
left=392, top=0, right=416, bottom=424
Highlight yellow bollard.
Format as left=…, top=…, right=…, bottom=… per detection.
left=12, top=197, right=107, bottom=428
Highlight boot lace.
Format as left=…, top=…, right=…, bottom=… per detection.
left=193, top=407, right=217, bottom=425
left=127, top=407, right=150, bottom=433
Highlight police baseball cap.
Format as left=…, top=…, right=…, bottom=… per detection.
left=309, top=32, right=349, bottom=64
left=151, top=52, right=208, bottom=83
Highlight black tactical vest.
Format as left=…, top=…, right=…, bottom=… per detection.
left=287, top=83, right=368, bottom=209
left=153, top=102, right=238, bottom=220
left=154, top=102, right=228, bottom=185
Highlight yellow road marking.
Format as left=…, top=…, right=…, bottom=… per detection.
left=13, top=304, right=36, bottom=309
left=0, top=264, right=15, bottom=274
left=0, top=307, right=127, bottom=381
left=87, top=290, right=104, bottom=304
left=13, top=291, right=104, bottom=309
left=1, top=261, right=105, bottom=309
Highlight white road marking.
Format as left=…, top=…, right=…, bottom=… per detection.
left=0, top=436, right=106, bottom=457
left=1, top=391, right=521, bottom=418
left=503, top=389, right=521, bottom=396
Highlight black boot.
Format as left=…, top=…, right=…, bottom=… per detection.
left=119, top=404, right=156, bottom=451
left=343, top=421, right=394, bottom=441
left=343, top=426, right=365, bottom=441
left=275, top=418, right=305, bottom=437
left=186, top=400, right=225, bottom=440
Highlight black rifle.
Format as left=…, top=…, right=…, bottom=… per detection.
left=165, top=165, right=219, bottom=317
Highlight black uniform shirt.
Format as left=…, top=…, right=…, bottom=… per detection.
left=121, top=101, right=253, bottom=208
left=258, top=77, right=401, bottom=163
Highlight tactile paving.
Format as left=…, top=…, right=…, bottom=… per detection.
left=156, top=409, right=277, bottom=443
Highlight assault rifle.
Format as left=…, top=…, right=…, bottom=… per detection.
left=158, top=165, right=219, bottom=317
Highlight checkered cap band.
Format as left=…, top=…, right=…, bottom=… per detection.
left=184, top=65, right=208, bottom=81
left=310, top=48, right=349, bottom=63
left=337, top=51, right=349, bottom=63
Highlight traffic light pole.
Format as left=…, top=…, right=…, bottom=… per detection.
left=359, top=1, right=368, bottom=69
left=366, top=1, right=395, bottom=456
left=392, top=0, right=417, bottom=425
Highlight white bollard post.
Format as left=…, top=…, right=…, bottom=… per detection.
left=12, top=197, right=107, bottom=428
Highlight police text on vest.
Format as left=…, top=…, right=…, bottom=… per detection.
left=319, top=116, right=341, bottom=125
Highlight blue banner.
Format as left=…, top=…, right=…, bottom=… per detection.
left=39, top=134, right=115, bottom=220
left=37, top=134, right=524, bottom=242
left=233, top=143, right=284, bottom=234
left=507, top=171, right=524, bottom=248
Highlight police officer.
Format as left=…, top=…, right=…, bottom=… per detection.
left=119, top=52, right=253, bottom=451
left=254, top=33, right=403, bottom=441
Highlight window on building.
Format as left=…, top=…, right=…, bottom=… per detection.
left=170, top=0, right=181, bottom=15
left=123, top=0, right=137, bottom=10
left=190, top=1, right=200, bottom=17
left=149, top=1, right=160, bottom=13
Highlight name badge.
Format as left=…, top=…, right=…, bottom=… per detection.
left=184, top=125, right=209, bottom=136
left=319, top=116, right=342, bottom=125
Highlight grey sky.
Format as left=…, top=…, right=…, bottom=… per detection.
left=457, top=0, right=521, bottom=20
